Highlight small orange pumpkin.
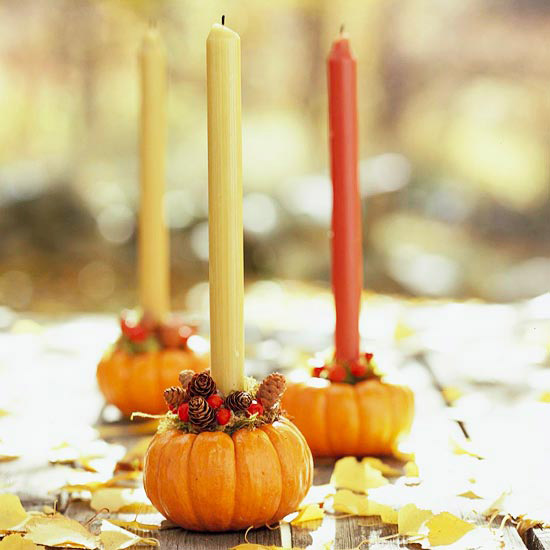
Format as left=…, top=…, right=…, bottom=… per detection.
left=97, top=349, right=207, bottom=417
left=143, top=417, right=313, bottom=531
left=282, top=377, right=413, bottom=457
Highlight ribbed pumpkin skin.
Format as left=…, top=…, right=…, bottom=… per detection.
left=143, top=418, right=313, bottom=531
left=97, top=349, right=207, bottom=417
left=282, top=378, right=414, bottom=457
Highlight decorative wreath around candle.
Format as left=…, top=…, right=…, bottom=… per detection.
left=282, top=352, right=414, bottom=457
left=96, top=310, right=208, bottom=417
left=143, top=369, right=313, bottom=531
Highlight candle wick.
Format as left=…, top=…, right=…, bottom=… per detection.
left=222, top=15, right=225, bottom=25
left=339, top=24, right=345, bottom=34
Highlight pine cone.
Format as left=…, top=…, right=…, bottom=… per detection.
left=188, top=396, right=216, bottom=430
left=225, top=391, right=253, bottom=413
left=188, top=372, right=216, bottom=398
left=256, top=373, right=286, bottom=410
left=164, top=386, right=186, bottom=410
left=179, top=369, right=195, bottom=389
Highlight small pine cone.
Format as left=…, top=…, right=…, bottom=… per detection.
left=188, top=396, right=216, bottom=430
left=256, top=373, right=286, bottom=410
left=164, top=386, right=186, bottom=410
left=225, top=391, right=253, bottom=413
left=179, top=369, right=195, bottom=389
left=188, top=372, right=216, bottom=398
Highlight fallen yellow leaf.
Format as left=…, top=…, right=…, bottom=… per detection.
left=397, top=503, right=433, bottom=535
left=0, top=494, right=29, bottom=533
left=330, top=457, right=388, bottom=493
left=362, top=457, right=402, bottom=477
left=457, top=490, right=482, bottom=500
left=99, top=520, right=158, bottom=550
left=332, top=490, right=397, bottom=523
left=290, top=504, right=324, bottom=525
left=298, top=484, right=334, bottom=509
left=0, top=534, right=39, bottom=550
left=404, top=461, right=419, bottom=477
left=449, top=437, right=484, bottom=460
left=0, top=455, right=19, bottom=463
left=90, top=488, right=156, bottom=514
left=425, top=512, right=475, bottom=546
left=24, top=515, right=98, bottom=549
left=107, top=519, right=160, bottom=532
left=442, top=386, right=463, bottom=404
left=115, top=438, right=152, bottom=472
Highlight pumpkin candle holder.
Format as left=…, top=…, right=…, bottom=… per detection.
left=97, top=310, right=208, bottom=417
left=143, top=369, right=313, bottom=531
left=282, top=353, right=414, bottom=457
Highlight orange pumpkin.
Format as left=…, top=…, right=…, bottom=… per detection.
left=282, top=377, right=413, bottom=457
left=143, top=417, right=313, bottom=531
left=97, top=349, right=207, bottom=417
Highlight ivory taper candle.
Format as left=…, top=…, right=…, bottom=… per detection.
left=206, top=18, right=244, bottom=395
left=138, top=26, right=169, bottom=321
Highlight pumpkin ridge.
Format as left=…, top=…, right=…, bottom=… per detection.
left=185, top=431, right=207, bottom=530
left=258, top=424, right=284, bottom=521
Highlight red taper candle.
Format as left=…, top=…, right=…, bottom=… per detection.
left=327, top=29, right=362, bottom=362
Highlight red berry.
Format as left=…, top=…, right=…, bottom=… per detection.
left=216, top=408, right=231, bottom=425
left=207, top=395, right=223, bottom=409
left=177, top=403, right=189, bottom=422
left=247, top=401, right=264, bottom=417
left=350, top=362, right=367, bottom=378
left=365, top=352, right=374, bottom=362
left=120, top=313, right=150, bottom=342
left=328, top=365, right=346, bottom=383
left=312, top=366, right=325, bottom=378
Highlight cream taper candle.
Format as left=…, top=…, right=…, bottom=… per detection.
left=206, top=18, right=244, bottom=395
left=138, top=26, right=169, bottom=321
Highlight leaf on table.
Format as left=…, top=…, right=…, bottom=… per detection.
left=330, top=457, right=388, bottom=493
left=298, top=484, right=334, bottom=508
left=419, top=526, right=505, bottom=550
left=24, top=514, right=99, bottom=549
left=449, top=437, right=484, bottom=460
left=332, top=490, right=397, bottom=524
left=99, top=520, right=158, bottom=550
left=90, top=488, right=156, bottom=514
left=0, top=494, right=29, bottom=533
left=362, top=457, right=402, bottom=477
left=457, top=490, right=482, bottom=500
left=397, top=503, right=433, bottom=535
left=424, top=512, right=475, bottom=546
left=404, top=461, right=419, bottom=477
left=289, top=504, right=324, bottom=525
left=114, top=438, right=152, bottom=473
left=59, top=472, right=142, bottom=494
left=106, top=520, right=160, bottom=532
left=0, top=534, right=40, bottom=550
left=441, top=386, right=463, bottom=405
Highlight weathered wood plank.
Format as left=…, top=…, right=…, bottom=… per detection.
left=526, top=529, right=550, bottom=550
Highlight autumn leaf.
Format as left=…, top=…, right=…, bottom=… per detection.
left=397, top=503, right=433, bottom=535
left=290, top=504, right=324, bottom=525
left=107, top=519, right=160, bottom=532
left=442, top=386, right=463, bottom=404
left=449, top=437, right=484, bottom=459
left=114, top=438, right=152, bottom=472
left=59, top=471, right=142, bottom=494
left=0, top=534, right=40, bottom=550
left=457, top=490, right=482, bottom=500
left=404, top=461, right=419, bottom=477
left=24, top=514, right=99, bottom=549
left=425, top=512, right=475, bottom=546
left=99, top=520, right=158, bottom=550
left=0, top=494, right=29, bottom=533
left=90, top=488, right=156, bottom=514
left=332, top=490, right=397, bottom=524
left=362, top=457, right=402, bottom=477
left=298, top=484, right=334, bottom=509
left=330, top=457, right=388, bottom=493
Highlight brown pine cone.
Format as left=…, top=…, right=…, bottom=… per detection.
left=225, top=391, right=253, bottom=413
left=188, top=396, right=216, bottom=430
left=256, top=373, right=286, bottom=410
left=178, top=369, right=195, bottom=389
left=188, top=372, right=216, bottom=398
left=164, top=386, right=186, bottom=410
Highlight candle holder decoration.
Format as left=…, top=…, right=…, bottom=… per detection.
left=282, top=353, right=414, bottom=457
left=97, top=310, right=208, bottom=417
left=143, top=369, right=313, bottom=531
left=282, top=28, right=414, bottom=457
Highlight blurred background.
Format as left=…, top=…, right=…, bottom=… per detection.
left=0, top=0, right=549, bottom=314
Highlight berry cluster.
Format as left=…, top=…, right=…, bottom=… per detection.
left=118, top=309, right=196, bottom=354
left=312, top=352, right=377, bottom=384
left=163, top=370, right=286, bottom=434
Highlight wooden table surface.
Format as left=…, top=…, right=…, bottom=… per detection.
left=1, top=302, right=549, bottom=549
